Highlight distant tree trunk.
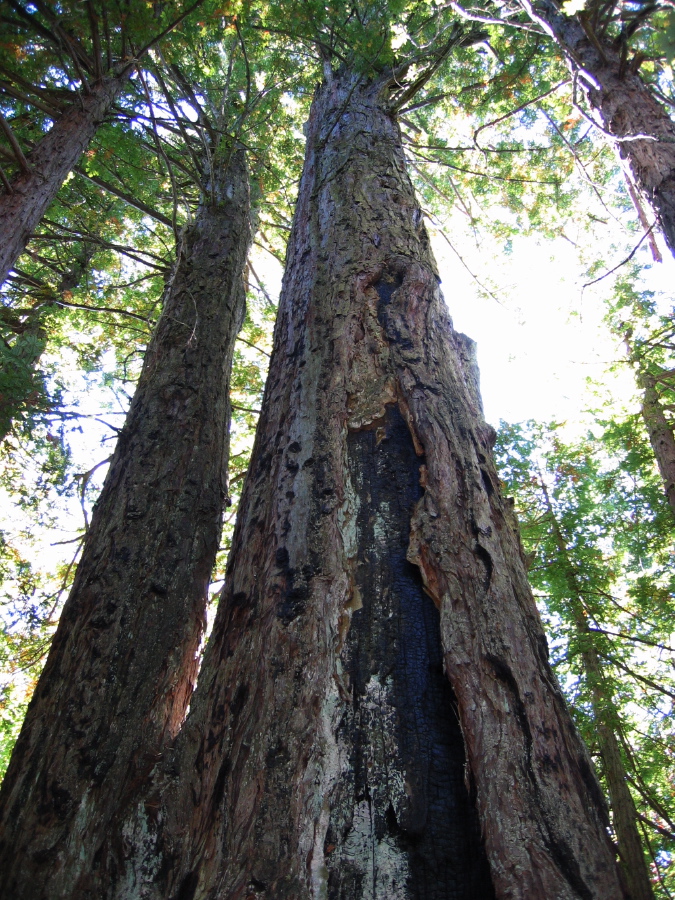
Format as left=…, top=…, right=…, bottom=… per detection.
left=0, top=73, right=129, bottom=289
left=639, top=371, right=675, bottom=520
left=0, top=310, right=47, bottom=443
left=119, top=72, right=626, bottom=900
left=541, top=480, right=654, bottom=900
left=0, top=243, right=95, bottom=444
left=0, top=149, right=251, bottom=900
left=523, top=0, right=675, bottom=258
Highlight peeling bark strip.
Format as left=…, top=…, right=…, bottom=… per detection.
left=525, top=0, right=675, bottom=258
left=127, top=73, right=626, bottom=900
left=0, top=150, right=251, bottom=899
left=0, top=73, right=131, bottom=289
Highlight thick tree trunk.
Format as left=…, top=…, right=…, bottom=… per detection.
left=0, top=73, right=129, bottom=289
left=119, top=73, right=627, bottom=900
left=524, top=0, right=675, bottom=258
left=639, top=373, right=675, bottom=519
left=0, top=150, right=251, bottom=899
left=543, top=483, right=654, bottom=900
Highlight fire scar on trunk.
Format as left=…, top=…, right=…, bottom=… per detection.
left=325, top=261, right=494, bottom=899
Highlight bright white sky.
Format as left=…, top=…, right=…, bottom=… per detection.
left=429, top=224, right=674, bottom=428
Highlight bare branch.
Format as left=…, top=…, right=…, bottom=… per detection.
left=74, top=167, right=174, bottom=228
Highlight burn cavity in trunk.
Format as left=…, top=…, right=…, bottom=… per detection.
left=325, top=404, right=494, bottom=900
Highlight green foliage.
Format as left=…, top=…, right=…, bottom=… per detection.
left=0, top=327, right=47, bottom=438
left=496, top=416, right=675, bottom=894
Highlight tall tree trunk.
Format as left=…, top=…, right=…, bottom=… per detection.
left=0, top=73, right=129, bottom=289
left=522, top=0, right=675, bottom=258
left=542, top=481, right=654, bottom=900
left=120, top=72, right=627, bottom=900
left=639, top=371, right=675, bottom=520
left=0, top=149, right=251, bottom=899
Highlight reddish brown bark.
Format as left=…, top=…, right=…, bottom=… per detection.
left=523, top=0, right=675, bottom=258
left=0, top=150, right=251, bottom=899
left=0, top=73, right=129, bottom=289
left=116, top=73, right=627, bottom=900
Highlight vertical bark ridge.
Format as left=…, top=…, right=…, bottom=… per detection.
left=121, top=73, right=626, bottom=900
left=0, top=73, right=130, bottom=289
left=0, top=150, right=252, bottom=899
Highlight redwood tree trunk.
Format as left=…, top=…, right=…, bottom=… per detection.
left=640, top=373, right=675, bottom=519
left=521, top=0, right=675, bottom=255
left=523, top=0, right=675, bottom=258
left=120, top=73, right=627, bottom=900
left=0, top=73, right=129, bottom=289
left=0, top=150, right=251, bottom=899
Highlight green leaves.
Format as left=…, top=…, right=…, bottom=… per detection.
left=496, top=416, right=675, bottom=892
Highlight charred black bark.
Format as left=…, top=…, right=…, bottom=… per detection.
left=0, top=150, right=251, bottom=899
left=328, top=405, right=494, bottom=899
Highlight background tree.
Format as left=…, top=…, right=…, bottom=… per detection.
left=0, top=142, right=253, bottom=900
left=452, top=0, right=675, bottom=258
left=496, top=416, right=675, bottom=896
left=608, top=276, right=675, bottom=519
left=0, top=0, right=209, bottom=287
left=0, top=14, right=307, bottom=895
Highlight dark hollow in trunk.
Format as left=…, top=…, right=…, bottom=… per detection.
left=0, top=150, right=251, bottom=900
left=111, top=73, right=627, bottom=900
left=331, top=404, right=495, bottom=899
left=0, top=74, right=129, bottom=289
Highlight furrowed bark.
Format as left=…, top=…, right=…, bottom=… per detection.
left=522, top=0, right=675, bottom=258
left=639, top=373, right=675, bottom=520
left=0, top=73, right=129, bottom=289
left=0, top=149, right=251, bottom=899
left=123, top=73, right=626, bottom=900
